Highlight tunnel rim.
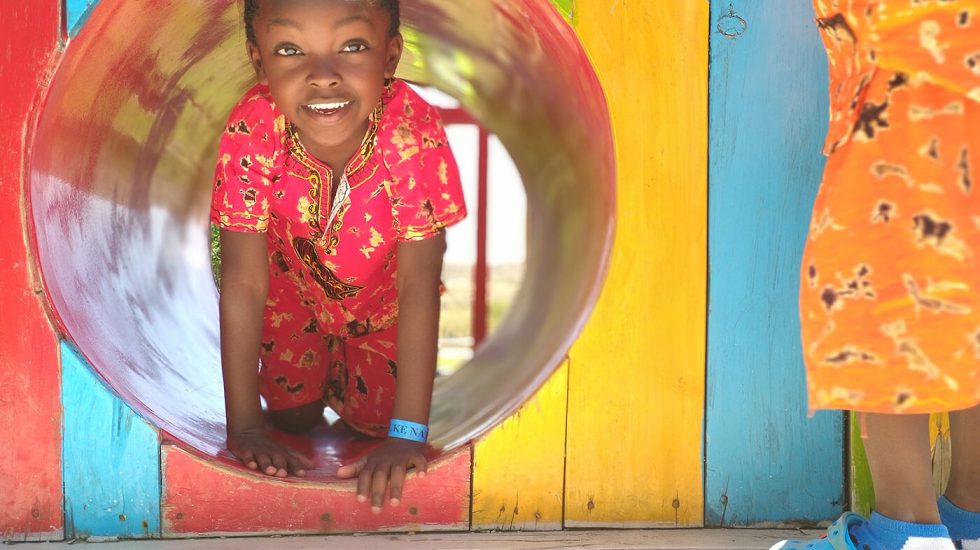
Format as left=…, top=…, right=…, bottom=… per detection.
left=25, top=0, right=616, bottom=480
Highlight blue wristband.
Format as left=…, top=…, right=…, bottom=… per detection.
left=388, top=419, right=429, bottom=443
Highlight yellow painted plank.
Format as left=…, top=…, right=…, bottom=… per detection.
left=472, top=362, right=569, bottom=531
left=565, top=0, right=708, bottom=527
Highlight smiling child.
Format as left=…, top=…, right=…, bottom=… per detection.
left=210, top=0, right=466, bottom=513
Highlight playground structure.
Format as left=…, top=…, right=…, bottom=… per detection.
left=2, top=0, right=862, bottom=542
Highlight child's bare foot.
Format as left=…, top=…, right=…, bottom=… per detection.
left=227, top=428, right=314, bottom=478
left=337, top=438, right=428, bottom=513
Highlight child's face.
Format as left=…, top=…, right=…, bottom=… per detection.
left=248, top=0, right=402, bottom=164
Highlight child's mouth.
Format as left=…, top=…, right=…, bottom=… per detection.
left=303, top=100, right=352, bottom=118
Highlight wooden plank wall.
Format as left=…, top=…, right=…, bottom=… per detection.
left=1, top=0, right=876, bottom=540
left=705, top=1, right=844, bottom=526
left=564, top=1, right=708, bottom=528
left=0, top=0, right=63, bottom=541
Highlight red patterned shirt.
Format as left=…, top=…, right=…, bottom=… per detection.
left=211, top=79, right=467, bottom=336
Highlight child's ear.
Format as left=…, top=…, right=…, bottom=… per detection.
left=247, top=41, right=269, bottom=85
left=384, top=33, right=404, bottom=80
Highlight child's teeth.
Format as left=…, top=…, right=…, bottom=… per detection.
left=309, top=101, right=349, bottom=110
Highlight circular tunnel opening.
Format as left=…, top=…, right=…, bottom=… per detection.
left=28, top=0, right=614, bottom=478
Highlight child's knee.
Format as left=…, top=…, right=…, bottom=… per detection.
left=268, top=401, right=325, bottom=434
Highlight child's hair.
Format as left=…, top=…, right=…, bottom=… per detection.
left=244, top=0, right=401, bottom=44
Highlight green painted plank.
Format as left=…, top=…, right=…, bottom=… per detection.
left=849, top=413, right=875, bottom=516
left=549, top=0, right=573, bottom=22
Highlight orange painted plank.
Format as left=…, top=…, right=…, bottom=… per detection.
left=162, top=445, right=471, bottom=536
left=0, top=0, right=63, bottom=541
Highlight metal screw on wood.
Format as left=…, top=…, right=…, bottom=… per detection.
left=718, top=4, right=747, bottom=38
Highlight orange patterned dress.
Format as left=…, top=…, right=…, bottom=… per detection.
left=801, top=0, right=980, bottom=413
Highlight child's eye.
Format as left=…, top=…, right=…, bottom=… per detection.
left=341, top=42, right=368, bottom=53
left=275, top=45, right=302, bottom=56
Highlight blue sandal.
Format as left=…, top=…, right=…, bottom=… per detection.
left=769, top=512, right=863, bottom=550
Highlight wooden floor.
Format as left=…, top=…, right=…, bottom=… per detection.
left=17, top=529, right=819, bottom=549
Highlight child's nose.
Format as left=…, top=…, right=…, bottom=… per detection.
left=305, top=58, right=342, bottom=87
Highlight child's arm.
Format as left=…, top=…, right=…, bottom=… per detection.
left=337, top=232, right=446, bottom=511
left=219, top=229, right=313, bottom=477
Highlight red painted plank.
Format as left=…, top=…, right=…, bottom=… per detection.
left=0, top=0, right=64, bottom=541
left=472, top=129, right=490, bottom=345
left=162, top=445, right=471, bottom=535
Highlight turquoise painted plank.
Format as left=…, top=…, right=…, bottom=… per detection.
left=66, top=0, right=99, bottom=37
left=61, top=341, right=160, bottom=539
left=706, top=1, right=844, bottom=526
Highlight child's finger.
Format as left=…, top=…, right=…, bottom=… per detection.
left=239, top=450, right=258, bottom=470
left=356, top=464, right=375, bottom=503
left=414, top=454, right=429, bottom=478
left=370, top=463, right=391, bottom=512
left=336, top=459, right=364, bottom=479
left=388, top=464, right=407, bottom=505
left=271, top=452, right=288, bottom=473
left=255, top=453, right=276, bottom=476
left=287, top=456, right=307, bottom=477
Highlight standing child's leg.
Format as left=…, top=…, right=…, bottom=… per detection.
left=845, top=413, right=954, bottom=549
left=940, top=405, right=980, bottom=546
left=861, top=413, right=939, bottom=523
left=773, top=413, right=956, bottom=550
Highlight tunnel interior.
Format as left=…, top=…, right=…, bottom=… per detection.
left=28, top=0, right=614, bottom=478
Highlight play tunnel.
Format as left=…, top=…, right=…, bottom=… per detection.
left=27, top=0, right=614, bottom=476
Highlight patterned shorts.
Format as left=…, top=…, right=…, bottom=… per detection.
left=259, top=317, right=398, bottom=437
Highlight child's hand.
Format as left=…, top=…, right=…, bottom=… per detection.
left=227, top=429, right=314, bottom=478
left=336, top=438, right=428, bottom=513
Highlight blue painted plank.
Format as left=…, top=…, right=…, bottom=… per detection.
left=66, top=0, right=100, bottom=37
left=706, top=1, right=844, bottom=526
left=61, top=341, right=160, bottom=539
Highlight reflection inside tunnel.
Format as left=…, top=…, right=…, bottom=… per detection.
left=28, top=0, right=614, bottom=479
left=415, top=86, right=528, bottom=377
